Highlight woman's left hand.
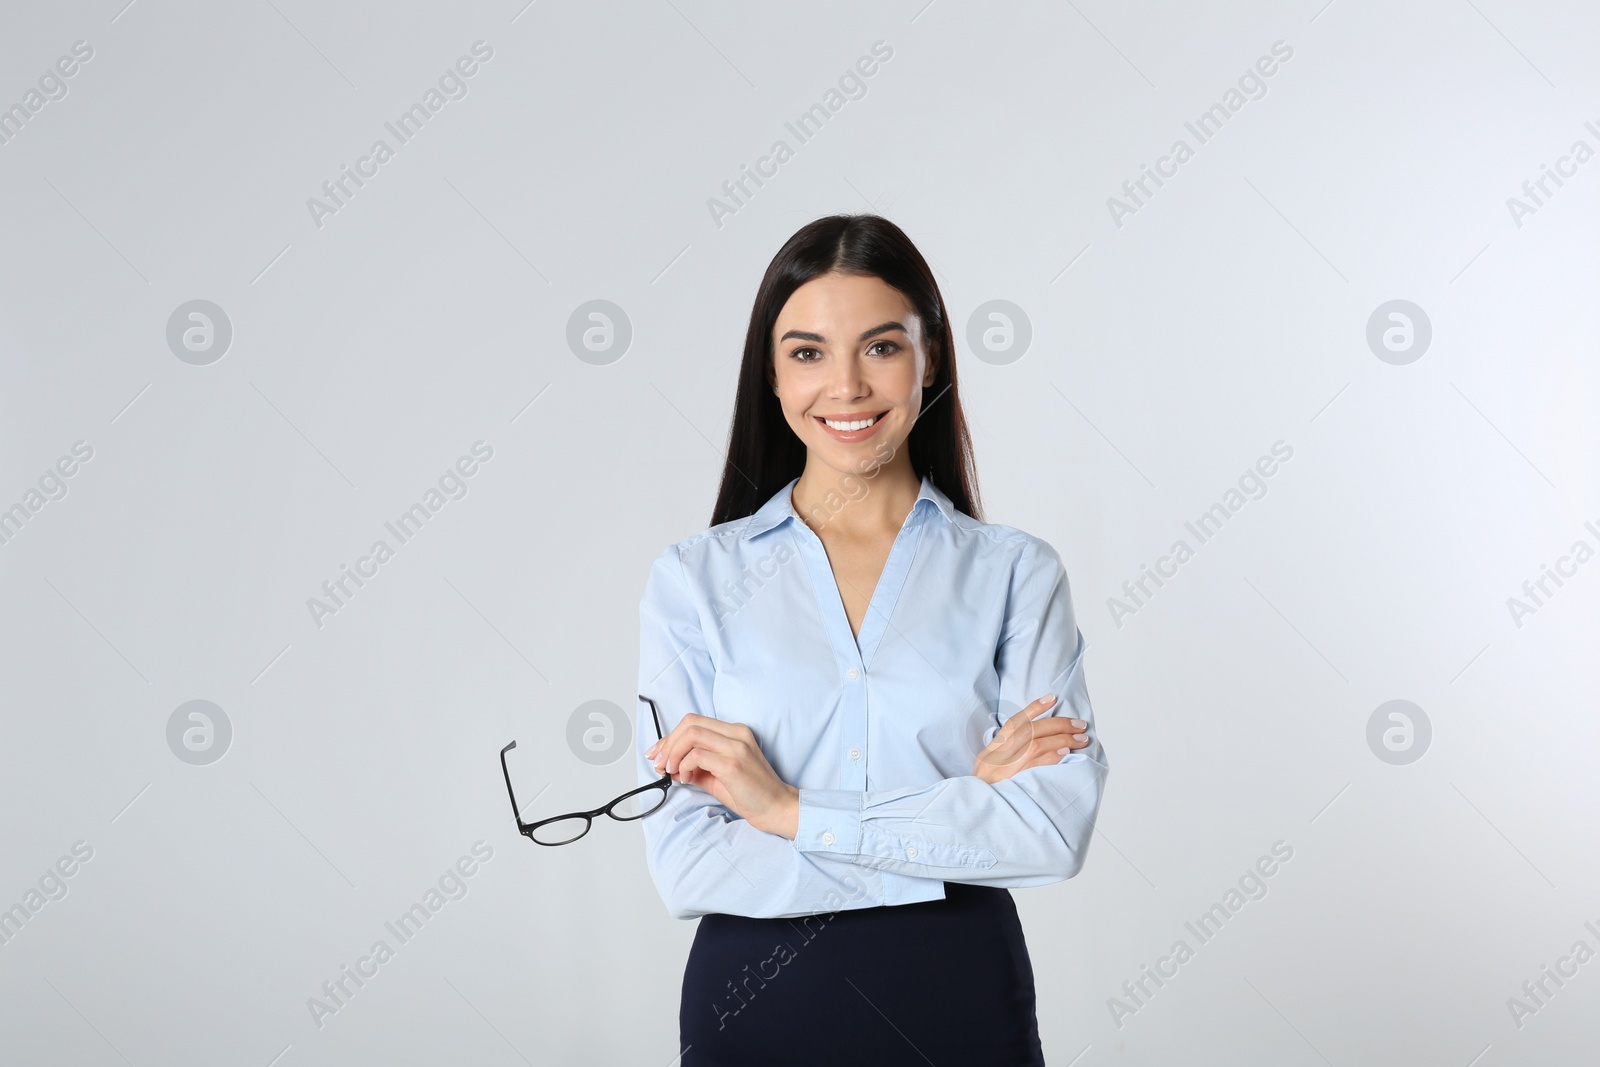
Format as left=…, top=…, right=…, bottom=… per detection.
left=646, top=713, right=800, bottom=839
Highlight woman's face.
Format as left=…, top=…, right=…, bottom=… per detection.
left=769, top=271, right=936, bottom=478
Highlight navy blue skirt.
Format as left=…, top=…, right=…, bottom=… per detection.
left=679, top=881, right=1045, bottom=1066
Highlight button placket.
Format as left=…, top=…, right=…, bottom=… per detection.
left=844, top=666, right=866, bottom=788
left=790, top=503, right=929, bottom=809
left=790, top=528, right=870, bottom=791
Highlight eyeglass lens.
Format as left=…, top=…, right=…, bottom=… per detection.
left=610, top=786, right=668, bottom=820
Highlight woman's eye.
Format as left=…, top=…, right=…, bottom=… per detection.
left=789, top=341, right=898, bottom=362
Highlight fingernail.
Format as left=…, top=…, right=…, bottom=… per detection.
left=1071, top=720, right=1085, bottom=729
left=1042, top=694, right=1058, bottom=704
left=1073, top=733, right=1087, bottom=743
left=1056, top=746, right=1071, bottom=755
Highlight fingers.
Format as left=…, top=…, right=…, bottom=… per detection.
left=997, top=695, right=1083, bottom=739
left=647, top=715, right=752, bottom=778
left=644, top=712, right=708, bottom=773
left=998, top=694, right=1058, bottom=734
left=1042, top=718, right=1091, bottom=750
left=996, top=696, right=1090, bottom=748
left=980, top=732, right=1091, bottom=783
left=1009, top=716, right=1088, bottom=745
left=677, top=744, right=735, bottom=780
left=674, top=747, right=714, bottom=790
left=979, top=695, right=1093, bottom=782
left=1033, top=747, right=1073, bottom=770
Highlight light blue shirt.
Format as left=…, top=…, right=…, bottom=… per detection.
left=635, top=474, right=1108, bottom=920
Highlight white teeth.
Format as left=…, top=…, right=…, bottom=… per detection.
left=823, top=414, right=880, bottom=431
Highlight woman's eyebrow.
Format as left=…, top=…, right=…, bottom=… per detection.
left=779, top=321, right=906, bottom=344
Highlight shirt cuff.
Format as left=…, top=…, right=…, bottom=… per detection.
left=793, top=788, right=863, bottom=855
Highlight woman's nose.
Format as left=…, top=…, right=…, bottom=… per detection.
left=828, top=356, right=864, bottom=396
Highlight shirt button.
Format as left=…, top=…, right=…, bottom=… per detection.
left=848, top=747, right=861, bottom=760
left=821, top=831, right=835, bottom=845
left=907, top=847, right=919, bottom=859
left=846, top=668, right=859, bottom=680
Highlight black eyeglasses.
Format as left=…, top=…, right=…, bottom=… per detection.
left=500, top=694, right=674, bottom=846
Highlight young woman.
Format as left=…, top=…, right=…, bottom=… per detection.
left=635, top=214, right=1108, bottom=1065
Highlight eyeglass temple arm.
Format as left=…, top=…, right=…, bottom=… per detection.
left=638, top=694, right=663, bottom=742
left=499, top=741, right=532, bottom=831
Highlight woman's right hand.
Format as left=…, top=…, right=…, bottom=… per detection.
left=972, top=694, right=1091, bottom=785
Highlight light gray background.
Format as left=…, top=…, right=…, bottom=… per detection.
left=2, top=1, right=1596, bottom=1064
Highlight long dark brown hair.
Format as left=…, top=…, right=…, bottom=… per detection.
left=710, top=214, right=983, bottom=527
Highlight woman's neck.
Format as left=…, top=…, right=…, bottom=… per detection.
left=791, top=457, right=921, bottom=539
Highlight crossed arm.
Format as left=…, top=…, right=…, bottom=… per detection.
left=645, top=692, right=1092, bottom=838
left=635, top=539, right=1109, bottom=921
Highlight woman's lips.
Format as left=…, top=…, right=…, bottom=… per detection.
left=814, top=411, right=887, bottom=443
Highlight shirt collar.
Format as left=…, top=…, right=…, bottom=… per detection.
left=741, top=474, right=957, bottom=540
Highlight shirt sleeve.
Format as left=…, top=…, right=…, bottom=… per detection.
left=634, top=544, right=890, bottom=921
left=791, top=537, right=1110, bottom=887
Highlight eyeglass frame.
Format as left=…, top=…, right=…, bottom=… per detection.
left=499, top=694, right=674, bottom=846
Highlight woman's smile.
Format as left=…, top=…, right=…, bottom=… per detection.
left=814, top=410, right=888, bottom=442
